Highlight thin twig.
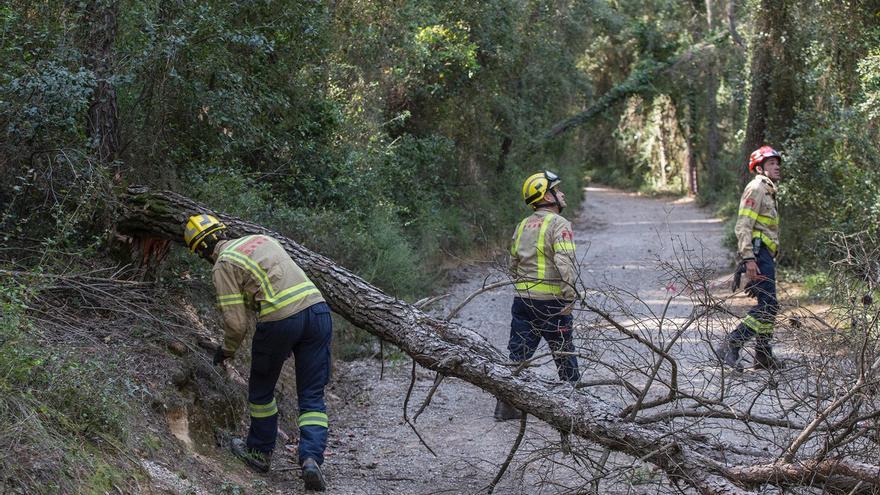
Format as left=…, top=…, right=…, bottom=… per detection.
left=487, top=411, right=528, bottom=493
left=412, top=372, right=445, bottom=423
left=403, top=359, right=436, bottom=457
left=445, top=281, right=513, bottom=320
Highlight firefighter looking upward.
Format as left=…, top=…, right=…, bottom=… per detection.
left=495, top=171, right=580, bottom=421
left=184, top=215, right=331, bottom=491
left=716, top=146, right=785, bottom=371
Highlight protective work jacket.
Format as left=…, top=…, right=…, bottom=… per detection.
left=509, top=209, right=578, bottom=301
left=211, top=235, right=325, bottom=353
left=735, top=175, right=779, bottom=261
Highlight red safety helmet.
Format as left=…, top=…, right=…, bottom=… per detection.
left=748, top=145, right=781, bottom=173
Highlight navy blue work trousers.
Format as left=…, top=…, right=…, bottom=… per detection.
left=508, top=297, right=580, bottom=382
left=729, top=246, right=778, bottom=347
left=246, top=302, right=332, bottom=465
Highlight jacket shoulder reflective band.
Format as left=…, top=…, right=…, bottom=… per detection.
left=510, top=217, right=528, bottom=256
left=535, top=213, right=555, bottom=281
left=512, top=213, right=564, bottom=295
left=219, top=236, right=277, bottom=297
left=217, top=235, right=320, bottom=318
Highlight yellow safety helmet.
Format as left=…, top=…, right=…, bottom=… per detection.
left=521, top=170, right=561, bottom=207
left=184, top=214, right=226, bottom=253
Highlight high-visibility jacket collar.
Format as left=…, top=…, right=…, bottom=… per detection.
left=756, top=174, right=777, bottom=194
left=212, top=239, right=233, bottom=262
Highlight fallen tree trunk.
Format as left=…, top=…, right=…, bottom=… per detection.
left=115, top=185, right=880, bottom=494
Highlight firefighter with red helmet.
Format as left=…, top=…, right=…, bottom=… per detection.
left=716, top=146, right=784, bottom=371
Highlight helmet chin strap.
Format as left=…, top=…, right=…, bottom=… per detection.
left=550, top=188, right=563, bottom=213
left=534, top=190, right=563, bottom=213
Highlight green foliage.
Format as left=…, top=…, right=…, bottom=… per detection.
left=802, top=271, right=832, bottom=302
left=7, top=0, right=878, bottom=291
left=780, top=106, right=880, bottom=267
left=858, top=43, right=880, bottom=120
left=2, top=62, right=94, bottom=148
left=2, top=0, right=602, bottom=301
left=0, top=278, right=135, bottom=494
left=407, top=22, right=479, bottom=95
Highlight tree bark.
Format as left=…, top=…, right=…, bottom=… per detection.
left=739, top=0, right=793, bottom=182
left=705, top=0, right=721, bottom=191
left=114, top=186, right=880, bottom=494
left=496, top=135, right=512, bottom=173
left=727, top=0, right=745, bottom=49
left=80, top=0, right=120, bottom=166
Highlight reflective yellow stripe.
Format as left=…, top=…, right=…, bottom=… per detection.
left=514, top=281, right=562, bottom=295
left=536, top=214, right=554, bottom=280
left=752, top=231, right=778, bottom=254
left=220, top=250, right=276, bottom=298
left=553, top=241, right=576, bottom=252
left=743, top=315, right=773, bottom=334
left=217, top=293, right=245, bottom=307
left=510, top=218, right=528, bottom=256
left=298, top=411, right=328, bottom=428
left=258, top=282, right=320, bottom=317
left=739, top=208, right=778, bottom=226
left=250, top=399, right=278, bottom=418
left=219, top=236, right=319, bottom=318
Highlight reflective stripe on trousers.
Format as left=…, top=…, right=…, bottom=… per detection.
left=508, top=297, right=579, bottom=382
left=246, top=302, right=332, bottom=464
left=739, top=246, right=778, bottom=336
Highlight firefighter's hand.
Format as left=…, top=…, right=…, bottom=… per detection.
left=745, top=260, right=764, bottom=281
left=213, top=347, right=232, bottom=366
left=560, top=301, right=575, bottom=316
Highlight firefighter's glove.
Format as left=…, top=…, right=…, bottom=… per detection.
left=213, top=346, right=233, bottom=366
left=731, top=262, right=745, bottom=293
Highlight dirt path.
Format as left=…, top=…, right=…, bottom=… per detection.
left=322, top=186, right=732, bottom=494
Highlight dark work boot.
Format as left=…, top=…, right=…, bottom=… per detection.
left=754, top=344, right=784, bottom=370
left=714, top=336, right=743, bottom=372
left=493, top=399, right=522, bottom=421
left=230, top=438, right=271, bottom=473
left=302, top=457, right=326, bottom=491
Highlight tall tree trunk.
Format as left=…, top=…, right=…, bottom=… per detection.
left=739, top=0, right=791, bottom=182
left=705, top=0, right=721, bottom=191
left=496, top=135, right=512, bottom=173
left=80, top=0, right=120, bottom=168
left=727, top=0, right=745, bottom=49
left=685, top=129, right=699, bottom=197
left=654, top=105, right=669, bottom=188
left=657, top=122, right=669, bottom=189
left=675, top=94, right=699, bottom=197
